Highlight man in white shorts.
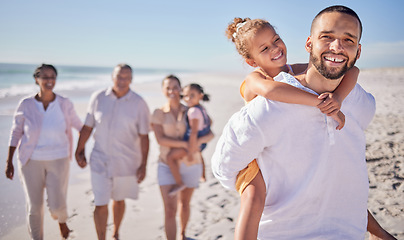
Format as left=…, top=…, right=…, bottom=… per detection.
left=75, top=64, right=150, bottom=240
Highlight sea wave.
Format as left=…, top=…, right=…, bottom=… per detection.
left=0, top=72, right=171, bottom=99
left=0, top=63, right=189, bottom=99
left=0, top=75, right=110, bottom=98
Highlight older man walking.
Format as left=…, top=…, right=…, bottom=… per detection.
left=75, top=63, right=150, bottom=240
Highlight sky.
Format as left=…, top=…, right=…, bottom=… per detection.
left=0, top=0, right=403, bottom=72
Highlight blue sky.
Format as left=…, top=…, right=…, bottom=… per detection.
left=1, top=0, right=403, bottom=72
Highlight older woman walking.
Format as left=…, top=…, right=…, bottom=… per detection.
left=5, top=64, right=82, bottom=239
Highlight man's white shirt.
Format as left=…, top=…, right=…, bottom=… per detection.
left=211, top=72, right=375, bottom=239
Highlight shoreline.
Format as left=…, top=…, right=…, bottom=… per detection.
left=1, top=69, right=403, bottom=239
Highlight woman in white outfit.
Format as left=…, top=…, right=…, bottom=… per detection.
left=5, top=64, right=83, bottom=240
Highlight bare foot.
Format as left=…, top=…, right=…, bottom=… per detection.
left=168, top=184, right=186, bottom=197
left=59, top=222, right=71, bottom=239
left=112, top=234, right=119, bottom=240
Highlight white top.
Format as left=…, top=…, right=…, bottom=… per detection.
left=31, top=96, right=69, bottom=161
left=211, top=72, right=376, bottom=239
left=85, top=87, right=150, bottom=178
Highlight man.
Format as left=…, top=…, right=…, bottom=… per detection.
left=75, top=64, right=150, bottom=240
left=212, top=6, right=395, bottom=239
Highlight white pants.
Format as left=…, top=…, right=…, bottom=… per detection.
left=19, top=157, right=70, bottom=240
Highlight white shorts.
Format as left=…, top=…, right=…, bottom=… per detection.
left=158, top=162, right=202, bottom=188
left=91, top=171, right=139, bottom=206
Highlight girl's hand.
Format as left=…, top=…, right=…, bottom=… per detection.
left=187, top=142, right=199, bottom=154
left=187, top=143, right=199, bottom=162
left=317, top=92, right=342, bottom=115
left=187, top=150, right=194, bottom=162
left=330, top=110, right=345, bottom=130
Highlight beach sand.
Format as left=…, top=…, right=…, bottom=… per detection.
left=1, top=69, right=403, bottom=239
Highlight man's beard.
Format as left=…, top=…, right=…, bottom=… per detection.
left=310, top=50, right=358, bottom=79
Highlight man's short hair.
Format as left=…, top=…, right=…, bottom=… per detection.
left=311, top=5, right=362, bottom=41
left=115, top=63, right=132, bottom=73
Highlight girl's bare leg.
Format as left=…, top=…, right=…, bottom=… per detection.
left=235, top=170, right=266, bottom=240
left=167, top=148, right=188, bottom=196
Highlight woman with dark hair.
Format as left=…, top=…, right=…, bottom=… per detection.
left=5, top=64, right=82, bottom=239
left=151, top=75, right=213, bottom=240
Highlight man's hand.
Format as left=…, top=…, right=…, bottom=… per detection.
left=136, top=164, right=146, bottom=183
left=75, top=149, right=87, bottom=168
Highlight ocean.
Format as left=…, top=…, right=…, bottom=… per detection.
left=0, top=63, right=180, bottom=100
left=0, top=62, right=187, bottom=237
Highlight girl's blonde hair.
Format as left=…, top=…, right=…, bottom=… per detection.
left=225, top=17, right=274, bottom=59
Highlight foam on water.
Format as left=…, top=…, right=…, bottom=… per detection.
left=0, top=63, right=182, bottom=99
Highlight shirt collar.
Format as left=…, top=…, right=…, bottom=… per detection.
left=105, top=87, right=133, bottom=100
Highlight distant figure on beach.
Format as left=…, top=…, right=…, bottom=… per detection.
left=166, top=83, right=212, bottom=196
left=151, top=75, right=214, bottom=240
left=75, top=63, right=150, bottom=240
left=212, top=5, right=396, bottom=239
left=5, top=63, right=83, bottom=240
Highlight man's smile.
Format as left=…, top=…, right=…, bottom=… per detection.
left=322, top=53, right=347, bottom=66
